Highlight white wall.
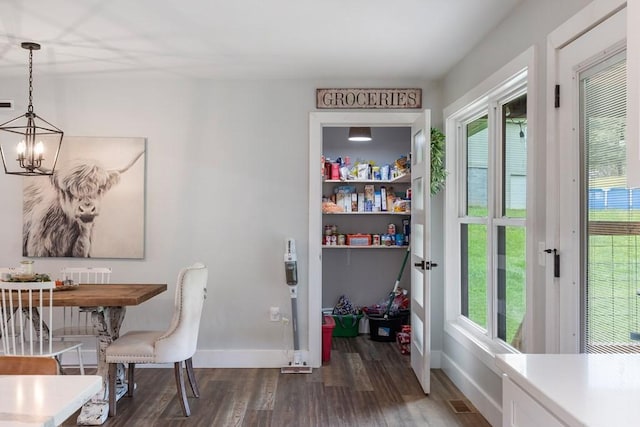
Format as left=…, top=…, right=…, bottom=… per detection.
left=440, top=0, right=592, bottom=425
left=0, top=75, right=440, bottom=367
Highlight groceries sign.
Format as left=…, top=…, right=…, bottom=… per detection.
left=316, top=88, right=422, bottom=109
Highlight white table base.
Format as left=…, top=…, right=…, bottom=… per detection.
left=76, top=307, right=128, bottom=426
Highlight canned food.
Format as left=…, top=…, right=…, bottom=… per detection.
left=372, top=234, right=381, bottom=245
left=338, top=234, right=346, bottom=245
left=387, top=223, right=396, bottom=235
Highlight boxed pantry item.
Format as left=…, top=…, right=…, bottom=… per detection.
left=347, top=234, right=371, bottom=246
left=364, top=185, right=375, bottom=211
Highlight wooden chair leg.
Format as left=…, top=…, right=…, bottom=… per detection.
left=174, top=361, right=191, bottom=417
left=108, top=363, right=117, bottom=417
left=127, top=363, right=136, bottom=397
left=185, top=357, right=200, bottom=398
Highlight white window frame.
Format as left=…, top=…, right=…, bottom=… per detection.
left=545, top=0, right=627, bottom=354
left=444, top=47, right=536, bottom=370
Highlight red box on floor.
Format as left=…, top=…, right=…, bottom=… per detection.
left=322, top=315, right=335, bottom=362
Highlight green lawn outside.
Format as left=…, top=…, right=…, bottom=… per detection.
left=463, top=207, right=640, bottom=349
left=587, top=209, right=640, bottom=344
left=465, top=207, right=525, bottom=346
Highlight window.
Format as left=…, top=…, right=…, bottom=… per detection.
left=445, top=62, right=531, bottom=353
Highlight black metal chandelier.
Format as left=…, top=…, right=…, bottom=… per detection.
left=0, top=42, right=63, bottom=176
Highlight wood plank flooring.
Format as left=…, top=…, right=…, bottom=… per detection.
left=63, top=336, right=491, bottom=426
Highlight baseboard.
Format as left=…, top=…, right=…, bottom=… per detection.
left=441, top=353, right=502, bottom=427
left=64, top=346, right=438, bottom=370
left=192, top=349, right=313, bottom=368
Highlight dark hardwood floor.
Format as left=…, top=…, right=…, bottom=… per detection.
left=63, top=336, right=491, bottom=426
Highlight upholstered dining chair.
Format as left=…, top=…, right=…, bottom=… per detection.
left=106, top=263, right=208, bottom=417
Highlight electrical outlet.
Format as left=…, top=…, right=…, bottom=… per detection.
left=269, top=306, right=281, bottom=322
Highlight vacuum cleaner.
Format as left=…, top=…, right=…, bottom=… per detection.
left=281, top=238, right=312, bottom=374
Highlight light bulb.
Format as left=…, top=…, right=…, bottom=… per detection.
left=35, top=141, right=44, bottom=155
left=17, top=140, right=26, bottom=155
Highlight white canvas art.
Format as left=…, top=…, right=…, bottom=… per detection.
left=22, top=136, right=146, bottom=259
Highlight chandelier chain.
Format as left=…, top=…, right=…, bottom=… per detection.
left=27, top=47, right=34, bottom=113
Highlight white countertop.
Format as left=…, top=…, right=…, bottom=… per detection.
left=496, top=353, right=640, bottom=427
left=0, top=375, right=101, bottom=426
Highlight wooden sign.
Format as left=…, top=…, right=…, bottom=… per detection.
left=316, top=88, right=422, bottom=109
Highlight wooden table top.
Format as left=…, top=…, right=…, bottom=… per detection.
left=8, top=284, right=167, bottom=307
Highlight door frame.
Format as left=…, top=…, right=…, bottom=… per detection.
left=308, top=111, right=422, bottom=366
left=545, top=0, right=627, bottom=353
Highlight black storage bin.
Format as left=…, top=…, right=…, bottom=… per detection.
left=366, top=310, right=409, bottom=342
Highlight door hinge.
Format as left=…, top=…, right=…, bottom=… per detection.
left=554, top=85, right=560, bottom=108
left=544, top=248, right=560, bottom=277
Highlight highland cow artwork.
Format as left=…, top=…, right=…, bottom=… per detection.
left=23, top=137, right=145, bottom=258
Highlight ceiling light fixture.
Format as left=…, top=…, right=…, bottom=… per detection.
left=348, top=127, right=372, bottom=142
left=0, top=42, right=63, bottom=176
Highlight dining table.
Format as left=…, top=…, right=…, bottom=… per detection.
left=10, top=283, right=167, bottom=425
left=0, top=374, right=102, bottom=426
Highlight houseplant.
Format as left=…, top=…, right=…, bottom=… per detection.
left=431, top=127, right=447, bottom=195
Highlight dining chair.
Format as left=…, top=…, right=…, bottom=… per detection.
left=106, top=263, right=208, bottom=417
left=52, top=267, right=112, bottom=358
left=0, top=280, right=84, bottom=374
left=0, top=355, right=59, bottom=375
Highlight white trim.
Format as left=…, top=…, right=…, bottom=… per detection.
left=444, top=46, right=536, bottom=362
left=441, top=352, right=502, bottom=427
left=545, top=0, right=628, bottom=353
left=547, top=0, right=626, bottom=49
left=193, top=349, right=309, bottom=368
left=629, top=0, right=640, bottom=186
left=444, top=319, right=514, bottom=376
left=308, top=111, right=421, bottom=367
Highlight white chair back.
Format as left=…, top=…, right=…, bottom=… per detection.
left=154, top=263, right=208, bottom=363
left=58, top=267, right=112, bottom=338
left=0, top=280, right=85, bottom=373
left=61, top=267, right=112, bottom=284
left=0, top=281, right=54, bottom=355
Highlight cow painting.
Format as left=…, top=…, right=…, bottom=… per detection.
left=22, top=137, right=145, bottom=258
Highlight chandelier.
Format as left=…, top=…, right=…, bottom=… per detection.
left=0, top=42, right=63, bottom=176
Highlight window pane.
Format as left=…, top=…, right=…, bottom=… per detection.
left=582, top=54, right=636, bottom=353
left=413, top=176, right=424, bottom=211
left=461, top=223, right=487, bottom=329
left=466, top=115, right=488, bottom=216
left=502, top=94, right=527, bottom=218
left=497, top=225, right=526, bottom=350
left=413, top=128, right=425, bottom=165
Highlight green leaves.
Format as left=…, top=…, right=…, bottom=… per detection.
left=430, top=127, right=447, bottom=195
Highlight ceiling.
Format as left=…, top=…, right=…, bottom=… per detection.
left=0, top=0, right=523, bottom=80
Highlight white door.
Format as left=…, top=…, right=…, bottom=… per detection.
left=554, top=8, right=627, bottom=352
left=410, top=110, right=432, bottom=393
